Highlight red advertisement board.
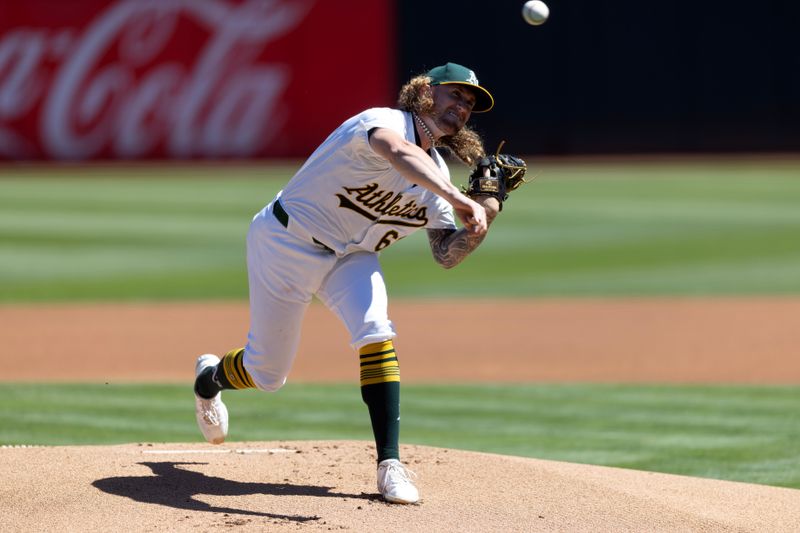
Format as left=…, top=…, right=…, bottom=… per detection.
left=0, top=0, right=396, bottom=160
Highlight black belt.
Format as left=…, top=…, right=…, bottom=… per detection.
left=272, top=198, right=290, bottom=227
left=272, top=200, right=334, bottom=253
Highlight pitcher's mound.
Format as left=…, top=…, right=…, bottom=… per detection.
left=3, top=440, right=798, bottom=532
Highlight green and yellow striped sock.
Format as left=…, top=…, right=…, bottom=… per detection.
left=359, top=340, right=401, bottom=463
left=218, top=348, right=256, bottom=390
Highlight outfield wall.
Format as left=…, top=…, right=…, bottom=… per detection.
left=0, top=0, right=396, bottom=160
left=1, top=0, right=798, bottom=161
left=397, top=0, right=800, bottom=155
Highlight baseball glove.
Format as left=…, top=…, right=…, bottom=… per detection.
left=465, top=141, right=528, bottom=210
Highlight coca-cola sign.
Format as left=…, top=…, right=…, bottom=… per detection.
left=0, top=0, right=396, bottom=160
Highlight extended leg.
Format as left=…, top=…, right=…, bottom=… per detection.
left=193, top=208, right=334, bottom=444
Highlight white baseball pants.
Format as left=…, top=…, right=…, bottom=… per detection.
left=242, top=204, right=396, bottom=391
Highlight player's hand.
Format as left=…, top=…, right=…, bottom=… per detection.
left=454, top=196, right=488, bottom=235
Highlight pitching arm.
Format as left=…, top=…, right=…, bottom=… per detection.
left=368, top=127, right=487, bottom=235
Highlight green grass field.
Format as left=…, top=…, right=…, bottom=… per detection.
left=2, top=382, right=798, bottom=489
left=2, top=158, right=800, bottom=301
left=2, top=158, right=799, bottom=490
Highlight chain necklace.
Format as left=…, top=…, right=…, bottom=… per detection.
left=413, top=113, right=436, bottom=148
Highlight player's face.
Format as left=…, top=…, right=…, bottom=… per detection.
left=430, top=85, right=476, bottom=135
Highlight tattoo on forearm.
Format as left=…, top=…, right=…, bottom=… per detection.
left=427, top=227, right=488, bottom=269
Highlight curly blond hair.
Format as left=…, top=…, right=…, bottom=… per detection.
left=397, top=75, right=486, bottom=166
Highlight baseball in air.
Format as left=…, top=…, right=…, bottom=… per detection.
left=522, top=0, right=549, bottom=25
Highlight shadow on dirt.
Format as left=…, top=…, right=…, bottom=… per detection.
left=93, top=461, right=374, bottom=523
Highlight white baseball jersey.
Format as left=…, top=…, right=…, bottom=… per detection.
left=277, top=107, right=457, bottom=256
left=242, top=107, right=460, bottom=391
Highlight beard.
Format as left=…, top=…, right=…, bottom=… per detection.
left=432, top=110, right=463, bottom=136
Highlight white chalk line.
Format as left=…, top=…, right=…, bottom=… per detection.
left=141, top=447, right=298, bottom=455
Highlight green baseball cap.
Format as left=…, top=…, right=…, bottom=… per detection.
left=427, top=62, right=494, bottom=113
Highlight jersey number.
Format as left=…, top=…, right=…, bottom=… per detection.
left=375, top=230, right=400, bottom=251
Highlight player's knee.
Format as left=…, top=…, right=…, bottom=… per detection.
left=244, top=360, right=288, bottom=391
left=242, top=347, right=291, bottom=392
left=249, top=372, right=288, bottom=392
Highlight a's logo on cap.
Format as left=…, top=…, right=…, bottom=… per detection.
left=466, top=70, right=479, bottom=85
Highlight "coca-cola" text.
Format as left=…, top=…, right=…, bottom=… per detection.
left=0, top=0, right=312, bottom=159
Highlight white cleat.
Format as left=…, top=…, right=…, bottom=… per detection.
left=194, top=354, right=228, bottom=445
left=377, top=459, right=419, bottom=504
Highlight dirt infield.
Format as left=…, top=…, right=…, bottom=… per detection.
left=2, top=298, right=799, bottom=531
left=3, top=297, right=800, bottom=383
left=3, top=440, right=800, bottom=532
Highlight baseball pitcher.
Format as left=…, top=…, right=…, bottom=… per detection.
left=193, top=62, right=527, bottom=504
